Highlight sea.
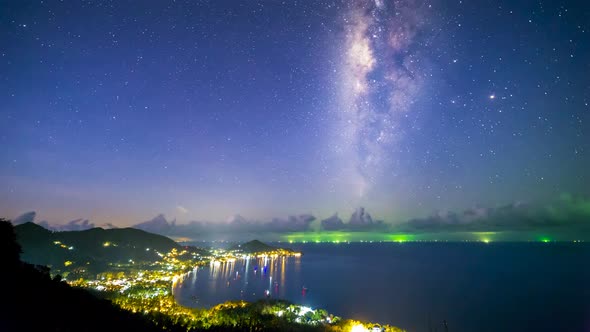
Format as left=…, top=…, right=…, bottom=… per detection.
left=173, top=243, right=590, bottom=332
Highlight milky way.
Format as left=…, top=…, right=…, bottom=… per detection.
left=334, top=0, right=430, bottom=198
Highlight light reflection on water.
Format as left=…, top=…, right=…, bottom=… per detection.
left=174, top=256, right=311, bottom=308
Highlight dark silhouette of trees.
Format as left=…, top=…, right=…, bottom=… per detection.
left=0, top=218, right=22, bottom=268
left=0, top=218, right=166, bottom=332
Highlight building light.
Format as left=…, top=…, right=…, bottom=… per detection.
left=351, top=324, right=368, bottom=332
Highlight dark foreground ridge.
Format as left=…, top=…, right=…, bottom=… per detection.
left=1, top=219, right=166, bottom=332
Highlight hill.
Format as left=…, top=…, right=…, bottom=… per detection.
left=1, top=219, right=169, bottom=332
left=230, top=240, right=294, bottom=254
left=14, top=222, right=182, bottom=275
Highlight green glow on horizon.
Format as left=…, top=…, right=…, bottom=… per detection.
left=272, top=231, right=579, bottom=243
left=389, top=234, right=415, bottom=243
left=472, top=232, right=497, bottom=243
left=282, top=232, right=418, bottom=243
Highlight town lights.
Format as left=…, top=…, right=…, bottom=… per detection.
left=351, top=324, right=368, bottom=332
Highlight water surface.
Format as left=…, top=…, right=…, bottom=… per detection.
left=174, top=243, right=590, bottom=332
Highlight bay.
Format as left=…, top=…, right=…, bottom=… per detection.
left=174, top=243, right=590, bottom=332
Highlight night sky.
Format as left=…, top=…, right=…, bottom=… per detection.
left=1, top=0, right=589, bottom=226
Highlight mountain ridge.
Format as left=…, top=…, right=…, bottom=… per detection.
left=14, top=222, right=182, bottom=275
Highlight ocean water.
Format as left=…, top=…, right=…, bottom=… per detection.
left=174, top=243, right=590, bottom=332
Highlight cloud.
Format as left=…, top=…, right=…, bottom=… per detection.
left=134, top=214, right=176, bottom=234
left=176, top=205, right=189, bottom=214
left=267, top=214, right=316, bottom=232
left=227, top=214, right=248, bottom=225
left=132, top=213, right=316, bottom=236
left=99, top=223, right=117, bottom=229
left=394, top=194, right=590, bottom=232
left=37, top=221, right=51, bottom=229
left=35, top=218, right=96, bottom=231
left=321, top=207, right=386, bottom=231
left=349, top=207, right=374, bottom=225
left=321, top=213, right=344, bottom=230
left=12, top=211, right=36, bottom=225
left=51, top=218, right=95, bottom=231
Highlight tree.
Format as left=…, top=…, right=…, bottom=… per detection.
left=0, top=218, right=22, bottom=268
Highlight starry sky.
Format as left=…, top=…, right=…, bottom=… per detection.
left=1, top=0, right=589, bottom=226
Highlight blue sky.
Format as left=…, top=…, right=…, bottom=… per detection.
left=1, top=0, right=589, bottom=226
